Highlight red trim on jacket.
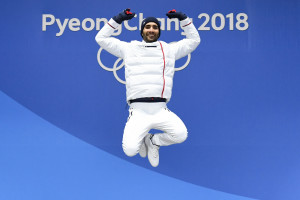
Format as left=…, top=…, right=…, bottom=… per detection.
left=182, top=22, right=192, bottom=27
left=159, top=41, right=166, bottom=98
left=107, top=22, right=116, bottom=29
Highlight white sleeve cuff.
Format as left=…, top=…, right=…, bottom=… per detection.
left=107, top=18, right=121, bottom=29
left=180, top=17, right=192, bottom=28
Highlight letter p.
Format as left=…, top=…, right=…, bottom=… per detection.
left=42, top=14, right=55, bottom=31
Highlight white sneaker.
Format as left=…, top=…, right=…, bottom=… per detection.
left=139, top=137, right=147, bottom=158
left=145, top=134, right=160, bottom=167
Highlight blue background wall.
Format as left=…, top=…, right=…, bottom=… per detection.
left=1, top=0, right=299, bottom=199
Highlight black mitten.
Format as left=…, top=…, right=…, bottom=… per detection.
left=166, top=9, right=187, bottom=21
left=113, top=8, right=135, bottom=24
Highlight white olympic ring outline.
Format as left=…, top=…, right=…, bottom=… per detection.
left=97, top=45, right=191, bottom=85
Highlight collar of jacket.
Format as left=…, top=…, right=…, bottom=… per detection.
left=139, top=40, right=160, bottom=48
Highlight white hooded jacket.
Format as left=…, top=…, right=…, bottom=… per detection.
left=95, top=17, right=200, bottom=103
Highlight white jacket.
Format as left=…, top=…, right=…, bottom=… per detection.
left=95, top=17, right=200, bottom=103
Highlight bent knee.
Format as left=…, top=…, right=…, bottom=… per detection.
left=122, top=143, right=139, bottom=157
left=174, top=129, right=188, bottom=143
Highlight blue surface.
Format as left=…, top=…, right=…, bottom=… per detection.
left=1, top=0, right=300, bottom=199
left=0, top=91, right=255, bottom=200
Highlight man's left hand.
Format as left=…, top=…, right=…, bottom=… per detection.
left=166, top=9, right=187, bottom=21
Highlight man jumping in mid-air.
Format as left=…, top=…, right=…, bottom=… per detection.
left=95, top=8, right=200, bottom=167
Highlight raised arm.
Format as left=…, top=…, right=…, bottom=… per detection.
left=95, top=9, right=135, bottom=58
left=167, top=9, right=200, bottom=60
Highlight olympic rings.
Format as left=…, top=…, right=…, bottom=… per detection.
left=97, top=47, right=125, bottom=84
left=97, top=46, right=191, bottom=84
left=113, top=58, right=126, bottom=84
left=174, top=53, right=191, bottom=71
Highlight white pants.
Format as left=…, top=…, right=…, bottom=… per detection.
left=122, top=102, right=188, bottom=157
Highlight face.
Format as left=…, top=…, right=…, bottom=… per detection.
left=142, top=22, right=160, bottom=43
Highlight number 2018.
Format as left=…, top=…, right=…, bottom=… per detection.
left=198, top=13, right=249, bottom=31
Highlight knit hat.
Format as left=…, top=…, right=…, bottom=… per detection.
left=140, top=17, right=161, bottom=38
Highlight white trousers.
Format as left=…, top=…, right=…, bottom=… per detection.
left=122, top=102, right=188, bottom=157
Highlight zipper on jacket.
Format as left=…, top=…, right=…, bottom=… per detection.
left=159, top=41, right=166, bottom=98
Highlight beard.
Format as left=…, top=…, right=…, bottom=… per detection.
left=143, top=32, right=159, bottom=43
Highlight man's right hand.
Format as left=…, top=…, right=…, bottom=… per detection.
left=113, top=8, right=135, bottom=24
